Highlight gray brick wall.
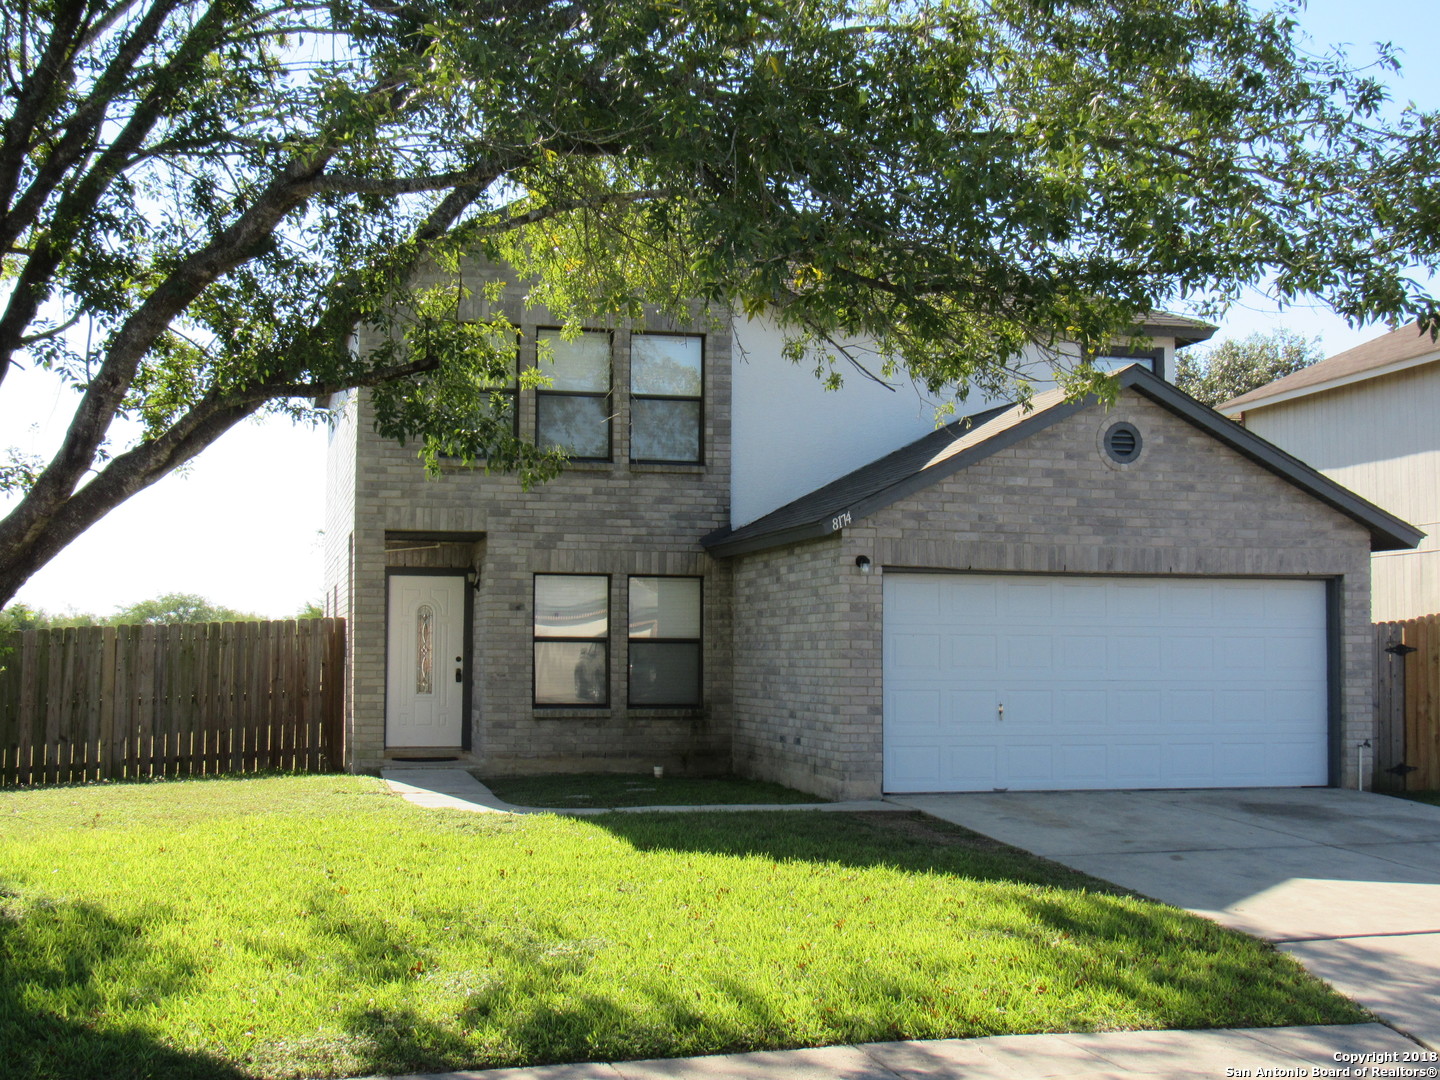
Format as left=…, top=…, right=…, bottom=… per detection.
left=336, top=262, right=734, bottom=774
left=732, top=391, right=1375, bottom=800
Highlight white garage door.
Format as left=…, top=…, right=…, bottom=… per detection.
left=882, top=573, right=1329, bottom=793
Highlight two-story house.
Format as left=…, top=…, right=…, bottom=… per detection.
left=324, top=267, right=1421, bottom=798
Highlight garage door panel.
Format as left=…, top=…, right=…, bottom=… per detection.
left=1164, top=582, right=1215, bottom=618
left=1217, top=636, right=1269, bottom=672
left=1110, top=635, right=1162, bottom=675
left=1057, top=635, right=1106, bottom=672
left=1004, top=580, right=1053, bottom=617
left=949, top=634, right=997, bottom=673
left=1058, top=690, right=1109, bottom=725
left=1113, top=581, right=1162, bottom=617
left=1215, top=581, right=1268, bottom=618
left=1003, top=742, right=1055, bottom=782
left=1110, top=742, right=1164, bottom=784
left=886, top=689, right=941, bottom=732
left=997, top=689, right=1054, bottom=726
left=884, top=574, right=1329, bottom=793
left=946, top=689, right=998, bottom=725
left=1163, top=636, right=1213, bottom=677
left=1055, top=744, right=1108, bottom=783
left=1163, top=742, right=1216, bottom=785
left=1268, top=634, right=1321, bottom=670
left=943, top=745, right=998, bottom=785
left=888, top=744, right=943, bottom=786
left=1111, top=689, right=1163, bottom=725
left=891, top=633, right=940, bottom=670
left=1162, top=688, right=1215, bottom=726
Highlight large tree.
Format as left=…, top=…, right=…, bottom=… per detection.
left=1175, top=328, right=1325, bottom=407
left=1, top=0, right=1437, bottom=606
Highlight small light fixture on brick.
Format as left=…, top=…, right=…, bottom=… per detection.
left=855, top=555, right=873, bottom=574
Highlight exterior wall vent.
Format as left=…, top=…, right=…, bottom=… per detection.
left=1104, top=422, right=1142, bottom=463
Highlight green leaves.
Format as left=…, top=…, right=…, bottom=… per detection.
left=2, top=0, right=1437, bottom=603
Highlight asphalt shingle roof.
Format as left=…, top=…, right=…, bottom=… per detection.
left=702, top=365, right=1423, bottom=557
left=1222, top=321, right=1440, bottom=411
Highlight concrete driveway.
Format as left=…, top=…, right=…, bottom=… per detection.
left=892, top=788, right=1440, bottom=1050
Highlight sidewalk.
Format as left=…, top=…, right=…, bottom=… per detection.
left=386, top=1023, right=1423, bottom=1079
left=381, top=769, right=905, bottom=815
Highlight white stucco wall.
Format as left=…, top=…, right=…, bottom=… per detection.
left=728, top=314, right=1156, bottom=527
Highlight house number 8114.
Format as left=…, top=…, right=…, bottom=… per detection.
left=831, top=511, right=852, bottom=531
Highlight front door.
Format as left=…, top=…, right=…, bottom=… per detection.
left=386, top=575, right=466, bottom=748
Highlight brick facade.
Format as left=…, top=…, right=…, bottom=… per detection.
left=327, top=265, right=734, bottom=774
left=328, top=285, right=1377, bottom=795
left=731, top=390, right=1374, bottom=800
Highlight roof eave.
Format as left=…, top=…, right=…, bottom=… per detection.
left=1220, top=349, right=1440, bottom=414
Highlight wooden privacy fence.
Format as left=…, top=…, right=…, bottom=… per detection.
left=0, top=618, right=345, bottom=787
left=1374, top=614, right=1440, bottom=791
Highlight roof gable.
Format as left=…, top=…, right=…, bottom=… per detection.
left=703, top=365, right=1424, bottom=558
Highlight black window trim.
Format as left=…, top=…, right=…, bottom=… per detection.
left=1092, top=346, right=1165, bottom=381
left=626, top=574, right=703, bottom=708
left=630, top=331, right=705, bottom=466
left=533, top=572, right=612, bottom=708
left=438, top=330, right=520, bottom=458
left=535, top=326, right=614, bottom=463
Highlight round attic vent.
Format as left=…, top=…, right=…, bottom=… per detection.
left=1104, top=422, right=1142, bottom=463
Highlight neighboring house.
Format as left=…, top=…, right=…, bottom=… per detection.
left=323, top=267, right=1420, bottom=798
left=1221, top=323, right=1439, bottom=622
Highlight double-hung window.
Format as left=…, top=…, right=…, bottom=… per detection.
left=628, top=577, right=702, bottom=706
left=475, top=336, right=519, bottom=435
left=630, top=334, right=703, bottom=463
left=536, top=329, right=612, bottom=460
left=534, top=575, right=609, bottom=706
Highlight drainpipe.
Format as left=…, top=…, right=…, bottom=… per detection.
left=1357, top=740, right=1371, bottom=792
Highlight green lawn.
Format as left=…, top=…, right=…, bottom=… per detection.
left=1396, top=790, right=1440, bottom=807
left=0, top=775, right=1366, bottom=1080
left=477, top=771, right=824, bottom=807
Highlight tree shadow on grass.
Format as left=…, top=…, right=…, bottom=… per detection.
left=0, top=884, right=248, bottom=1080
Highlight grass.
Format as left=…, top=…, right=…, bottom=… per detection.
left=0, top=775, right=1367, bottom=1080
left=477, top=771, right=824, bottom=808
left=1395, top=790, right=1440, bottom=807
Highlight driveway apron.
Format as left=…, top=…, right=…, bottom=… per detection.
left=892, top=788, right=1440, bottom=1050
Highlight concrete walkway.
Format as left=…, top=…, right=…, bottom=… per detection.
left=380, top=769, right=904, bottom=815
left=894, top=788, right=1440, bottom=1051
left=386, top=1023, right=1423, bottom=1079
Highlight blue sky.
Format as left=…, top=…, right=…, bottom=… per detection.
left=3, top=0, right=1437, bottom=618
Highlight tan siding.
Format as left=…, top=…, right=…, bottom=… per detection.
left=1242, top=362, right=1439, bottom=620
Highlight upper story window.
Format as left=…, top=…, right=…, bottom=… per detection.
left=631, top=333, right=703, bottom=463
left=536, top=329, right=612, bottom=460
left=1092, top=349, right=1163, bottom=379
left=476, top=337, right=519, bottom=434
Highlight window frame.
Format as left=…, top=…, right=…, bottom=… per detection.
left=532, top=573, right=611, bottom=708
left=1091, top=347, right=1165, bottom=381
left=535, top=327, right=614, bottom=462
left=629, top=331, right=705, bottom=465
left=627, top=574, right=703, bottom=708
left=477, top=332, right=522, bottom=438
left=436, top=330, right=519, bottom=457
